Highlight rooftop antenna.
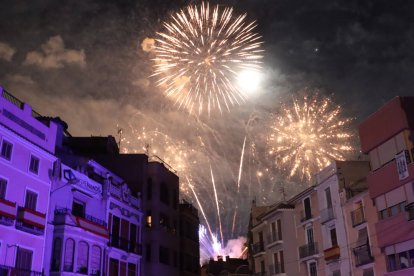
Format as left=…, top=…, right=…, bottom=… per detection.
left=117, top=127, right=123, bottom=152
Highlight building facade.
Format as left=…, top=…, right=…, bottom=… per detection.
left=359, top=96, right=414, bottom=275
left=43, top=158, right=143, bottom=276
left=0, top=87, right=58, bottom=274
left=343, top=190, right=386, bottom=276
left=250, top=202, right=299, bottom=276
left=315, top=160, right=370, bottom=276
left=290, top=186, right=324, bottom=276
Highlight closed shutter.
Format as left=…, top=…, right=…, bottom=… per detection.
left=15, top=248, right=33, bottom=270
left=90, top=246, right=101, bottom=274
left=64, top=239, right=75, bottom=271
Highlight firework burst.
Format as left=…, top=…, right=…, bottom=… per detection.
left=268, top=93, right=355, bottom=180
left=153, top=1, right=263, bottom=115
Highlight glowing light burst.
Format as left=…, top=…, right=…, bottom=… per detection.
left=268, top=94, right=355, bottom=180
left=153, top=1, right=263, bottom=114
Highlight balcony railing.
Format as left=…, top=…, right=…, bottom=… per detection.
left=1, top=89, right=24, bottom=109
left=353, top=244, right=374, bottom=266
left=351, top=207, right=366, bottom=227
left=0, top=198, right=16, bottom=226
left=300, top=210, right=313, bottom=222
left=251, top=242, right=265, bottom=255
left=55, top=207, right=107, bottom=227
left=324, top=245, right=340, bottom=261
left=16, top=207, right=46, bottom=235
left=299, top=242, right=318, bottom=259
left=267, top=233, right=281, bottom=244
left=109, top=235, right=142, bottom=255
left=268, top=264, right=284, bottom=275
left=0, top=264, right=42, bottom=276
left=320, top=207, right=335, bottom=224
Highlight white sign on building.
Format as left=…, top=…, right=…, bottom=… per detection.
left=396, top=151, right=409, bottom=180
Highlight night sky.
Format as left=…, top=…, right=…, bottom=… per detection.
left=1, top=0, right=414, bottom=248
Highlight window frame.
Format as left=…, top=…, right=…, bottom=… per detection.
left=0, top=139, right=13, bottom=161
left=28, top=154, right=40, bottom=175
left=24, top=189, right=38, bottom=211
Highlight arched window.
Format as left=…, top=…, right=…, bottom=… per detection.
left=91, top=245, right=102, bottom=275
left=51, top=238, right=62, bottom=271
left=77, top=241, right=89, bottom=274
left=63, top=238, right=75, bottom=272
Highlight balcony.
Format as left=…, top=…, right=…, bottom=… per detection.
left=55, top=207, right=108, bottom=238
left=109, top=235, right=142, bottom=255
left=0, top=265, right=42, bottom=276
left=351, top=207, right=366, bottom=227
left=251, top=242, right=265, bottom=255
left=324, top=245, right=340, bottom=261
left=16, top=207, right=46, bottom=235
left=268, top=264, right=284, bottom=275
left=0, top=198, right=16, bottom=226
left=353, top=244, right=374, bottom=266
left=267, top=233, right=281, bottom=245
left=299, top=242, right=318, bottom=259
left=320, top=207, right=335, bottom=224
left=300, top=210, right=313, bottom=223
left=406, top=202, right=414, bottom=221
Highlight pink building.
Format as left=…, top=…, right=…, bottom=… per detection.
left=0, top=87, right=58, bottom=274
left=359, top=96, right=414, bottom=275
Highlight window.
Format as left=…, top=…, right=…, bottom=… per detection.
left=258, top=231, right=264, bottom=251
left=306, top=227, right=314, bottom=245
left=128, top=263, right=136, bottom=276
left=146, top=211, right=152, bottom=227
left=109, top=258, right=119, bottom=276
left=260, top=260, right=265, bottom=273
left=160, top=182, right=169, bottom=206
left=51, top=238, right=62, bottom=271
left=277, top=219, right=282, bottom=240
left=111, top=215, right=120, bottom=247
left=0, top=140, right=12, bottom=160
left=160, top=212, right=169, bottom=229
left=91, top=246, right=101, bottom=275
left=130, top=223, right=138, bottom=253
left=77, top=241, right=89, bottom=274
left=0, top=178, right=7, bottom=199
left=147, top=178, right=152, bottom=200
left=64, top=239, right=75, bottom=272
left=309, top=262, right=317, bottom=276
left=325, top=187, right=332, bottom=208
left=330, top=228, right=338, bottom=247
left=332, top=270, right=341, bottom=276
left=271, top=222, right=276, bottom=241
left=15, top=247, right=33, bottom=270
left=159, top=246, right=169, bottom=265
left=388, top=254, right=397, bottom=271
left=72, top=200, right=85, bottom=218
left=29, top=155, right=40, bottom=174
left=24, top=190, right=37, bottom=210
left=379, top=201, right=407, bottom=220
left=304, top=197, right=312, bottom=220
left=146, top=243, right=151, bottom=262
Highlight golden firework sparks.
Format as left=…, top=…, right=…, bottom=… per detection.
left=268, top=93, right=354, bottom=180
left=153, top=1, right=263, bottom=115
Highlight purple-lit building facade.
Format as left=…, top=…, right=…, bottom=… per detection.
left=43, top=158, right=142, bottom=276
left=0, top=87, right=58, bottom=274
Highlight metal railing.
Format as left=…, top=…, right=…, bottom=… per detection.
left=269, top=264, right=284, bottom=274
left=353, top=244, right=374, bottom=266
left=351, top=207, right=366, bottom=227
left=320, top=207, right=335, bottom=224
left=0, top=265, right=42, bottom=276
left=55, top=207, right=107, bottom=227
left=299, top=242, right=318, bottom=259
left=300, top=210, right=313, bottom=222
left=251, top=242, right=265, bottom=255
left=1, top=89, right=24, bottom=109
left=267, top=232, right=281, bottom=244
left=109, top=235, right=142, bottom=255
